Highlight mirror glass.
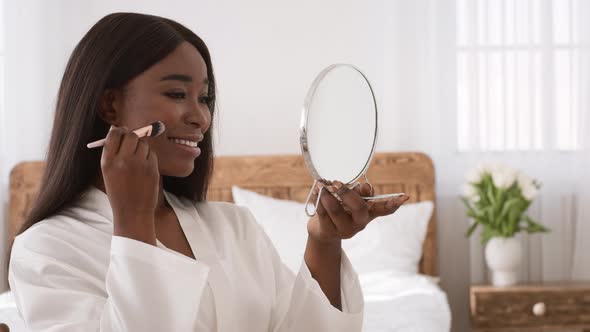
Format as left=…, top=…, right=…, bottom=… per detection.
left=300, top=64, right=377, bottom=184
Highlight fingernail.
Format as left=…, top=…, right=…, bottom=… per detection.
left=109, top=125, right=115, bottom=131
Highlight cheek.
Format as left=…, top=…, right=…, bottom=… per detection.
left=123, top=96, right=178, bottom=128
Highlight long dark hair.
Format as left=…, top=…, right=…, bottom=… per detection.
left=17, top=12, right=217, bottom=236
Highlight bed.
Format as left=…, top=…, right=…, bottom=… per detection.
left=2, top=152, right=450, bottom=331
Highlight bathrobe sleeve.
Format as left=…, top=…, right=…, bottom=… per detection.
left=271, top=250, right=365, bottom=332
left=241, top=208, right=364, bottom=331
left=9, top=233, right=210, bottom=332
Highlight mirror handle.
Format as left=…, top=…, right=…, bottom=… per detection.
left=305, top=180, right=324, bottom=217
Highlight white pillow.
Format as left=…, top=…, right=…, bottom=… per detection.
left=231, top=186, right=433, bottom=276
left=232, top=186, right=310, bottom=273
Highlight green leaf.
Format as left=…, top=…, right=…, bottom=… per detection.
left=486, top=184, right=496, bottom=207
left=481, top=227, right=499, bottom=245
left=461, top=197, right=473, bottom=210
left=525, top=216, right=550, bottom=233
left=466, top=220, right=479, bottom=237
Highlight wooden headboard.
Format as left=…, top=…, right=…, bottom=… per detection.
left=7, top=152, right=437, bottom=276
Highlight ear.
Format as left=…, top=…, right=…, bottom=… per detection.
left=98, top=89, right=124, bottom=126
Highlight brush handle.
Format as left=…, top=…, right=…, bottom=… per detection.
left=86, top=125, right=152, bottom=149
left=86, top=138, right=108, bottom=149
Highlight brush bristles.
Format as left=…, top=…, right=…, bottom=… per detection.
left=150, top=121, right=166, bottom=137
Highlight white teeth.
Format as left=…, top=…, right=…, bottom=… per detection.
left=170, top=138, right=198, bottom=148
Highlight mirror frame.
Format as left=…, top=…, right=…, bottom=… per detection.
left=299, top=63, right=379, bottom=185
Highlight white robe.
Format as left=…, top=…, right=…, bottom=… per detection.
left=8, top=186, right=364, bottom=331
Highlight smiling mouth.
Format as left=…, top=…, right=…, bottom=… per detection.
left=168, top=137, right=199, bottom=148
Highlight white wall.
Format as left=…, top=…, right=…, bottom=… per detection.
left=1, top=0, right=401, bottom=173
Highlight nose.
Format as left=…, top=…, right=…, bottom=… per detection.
left=185, top=102, right=211, bottom=129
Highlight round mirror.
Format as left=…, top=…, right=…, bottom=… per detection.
left=300, top=64, right=404, bottom=217
left=301, top=64, right=377, bottom=184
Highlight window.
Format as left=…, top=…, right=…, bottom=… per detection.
left=456, top=0, right=586, bottom=151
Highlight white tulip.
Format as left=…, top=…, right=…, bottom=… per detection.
left=517, top=173, right=539, bottom=201
left=466, top=163, right=491, bottom=183
left=490, top=164, right=518, bottom=189
left=462, top=184, right=479, bottom=202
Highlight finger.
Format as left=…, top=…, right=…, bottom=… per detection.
left=118, top=129, right=140, bottom=156
left=311, top=185, right=329, bottom=217
left=136, top=139, right=150, bottom=159
left=368, top=194, right=410, bottom=219
left=332, top=181, right=369, bottom=226
left=101, top=127, right=125, bottom=161
left=147, top=150, right=159, bottom=172
left=320, top=186, right=357, bottom=238
left=362, top=183, right=374, bottom=197
left=312, top=187, right=339, bottom=236
left=351, top=182, right=373, bottom=199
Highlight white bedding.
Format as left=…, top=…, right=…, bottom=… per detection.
left=1, top=273, right=450, bottom=332
left=360, top=272, right=451, bottom=332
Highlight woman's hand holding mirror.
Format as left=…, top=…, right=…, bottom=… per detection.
left=306, top=180, right=409, bottom=243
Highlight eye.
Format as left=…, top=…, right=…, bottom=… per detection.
left=164, top=91, right=186, bottom=99
left=199, top=96, right=211, bottom=104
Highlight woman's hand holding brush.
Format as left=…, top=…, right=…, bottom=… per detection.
left=100, top=126, right=160, bottom=246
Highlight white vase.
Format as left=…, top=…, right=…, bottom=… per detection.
left=484, top=236, right=522, bottom=287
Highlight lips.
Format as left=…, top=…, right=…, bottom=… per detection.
left=165, top=132, right=203, bottom=158
left=167, top=133, right=204, bottom=145
left=169, top=137, right=199, bottom=147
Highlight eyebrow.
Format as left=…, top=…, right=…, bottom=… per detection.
left=160, top=74, right=209, bottom=85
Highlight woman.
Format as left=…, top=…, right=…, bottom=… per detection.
left=8, top=12, right=409, bottom=331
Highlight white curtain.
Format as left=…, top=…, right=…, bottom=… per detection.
left=391, top=0, right=590, bottom=330
left=570, top=0, right=590, bottom=281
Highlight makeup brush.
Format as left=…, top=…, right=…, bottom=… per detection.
left=86, top=121, right=166, bottom=149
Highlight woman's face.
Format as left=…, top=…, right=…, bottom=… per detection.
left=111, top=41, right=211, bottom=177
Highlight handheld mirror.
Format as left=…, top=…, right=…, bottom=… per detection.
left=299, top=64, right=405, bottom=217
